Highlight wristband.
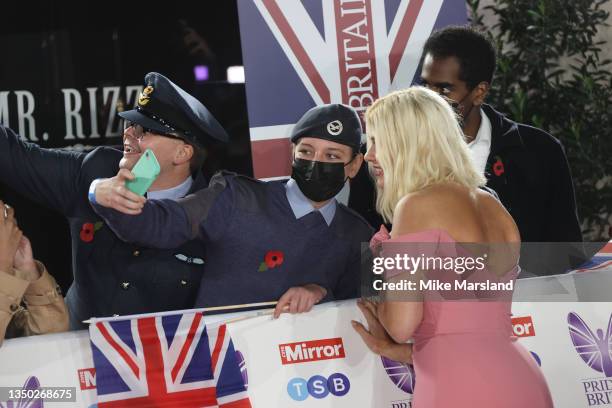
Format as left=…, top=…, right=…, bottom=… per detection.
left=88, top=179, right=102, bottom=204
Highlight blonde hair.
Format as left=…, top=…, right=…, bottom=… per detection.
left=365, top=86, right=486, bottom=222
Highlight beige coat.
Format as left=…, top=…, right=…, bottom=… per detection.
left=0, top=261, right=69, bottom=344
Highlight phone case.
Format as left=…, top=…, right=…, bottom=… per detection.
left=125, top=149, right=161, bottom=196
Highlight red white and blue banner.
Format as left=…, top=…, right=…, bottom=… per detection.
left=1, top=299, right=612, bottom=407
left=574, top=242, right=612, bottom=273
left=237, top=0, right=468, bottom=179
left=89, top=311, right=251, bottom=407
left=1, top=244, right=612, bottom=407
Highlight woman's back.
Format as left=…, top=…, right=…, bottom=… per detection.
left=390, top=184, right=552, bottom=408
left=390, top=182, right=518, bottom=244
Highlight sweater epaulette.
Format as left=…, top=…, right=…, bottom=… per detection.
left=336, top=203, right=375, bottom=234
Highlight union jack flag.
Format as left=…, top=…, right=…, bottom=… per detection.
left=237, top=0, right=467, bottom=178
left=574, top=242, right=612, bottom=273
left=89, top=311, right=251, bottom=407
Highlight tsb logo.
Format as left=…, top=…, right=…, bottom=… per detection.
left=279, top=338, right=345, bottom=365
left=511, top=316, right=536, bottom=338
left=287, top=373, right=350, bottom=401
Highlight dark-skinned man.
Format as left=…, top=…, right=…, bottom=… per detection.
left=419, top=26, right=583, bottom=275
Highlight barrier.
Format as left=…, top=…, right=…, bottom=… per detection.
left=1, top=258, right=611, bottom=407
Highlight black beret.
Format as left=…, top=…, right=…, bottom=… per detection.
left=118, top=72, right=228, bottom=146
left=290, top=104, right=362, bottom=153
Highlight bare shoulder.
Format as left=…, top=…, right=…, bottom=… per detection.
left=391, top=190, right=436, bottom=230
left=392, top=184, right=478, bottom=239
left=392, top=183, right=519, bottom=243
left=473, top=188, right=520, bottom=243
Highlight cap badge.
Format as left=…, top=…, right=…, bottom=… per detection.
left=327, top=120, right=343, bottom=136
left=138, top=86, right=154, bottom=107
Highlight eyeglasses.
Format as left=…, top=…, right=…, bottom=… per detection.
left=123, top=120, right=184, bottom=142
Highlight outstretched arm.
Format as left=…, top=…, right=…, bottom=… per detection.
left=90, top=171, right=234, bottom=248
left=91, top=174, right=193, bottom=248
left=0, top=125, right=84, bottom=215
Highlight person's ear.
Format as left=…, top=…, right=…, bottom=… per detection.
left=346, top=153, right=364, bottom=179
left=174, top=143, right=193, bottom=165
left=472, top=81, right=490, bottom=107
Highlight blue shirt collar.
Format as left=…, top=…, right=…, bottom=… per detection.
left=285, top=178, right=336, bottom=226
left=147, top=176, right=193, bottom=201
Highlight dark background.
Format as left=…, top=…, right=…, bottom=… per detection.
left=0, top=2, right=245, bottom=88
left=0, top=1, right=256, bottom=292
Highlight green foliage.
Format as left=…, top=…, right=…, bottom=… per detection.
left=468, top=0, right=612, bottom=240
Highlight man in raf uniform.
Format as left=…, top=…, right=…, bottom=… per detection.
left=0, top=72, right=228, bottom=328
left=91, top=104, right=374, bottom=317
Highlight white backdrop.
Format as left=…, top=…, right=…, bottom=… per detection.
left=1, top=298, right=611, bottom=407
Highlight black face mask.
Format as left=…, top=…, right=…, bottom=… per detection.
left=291, top=157, right=352, bottom=202
left=447, top=91, right=475, bottom=129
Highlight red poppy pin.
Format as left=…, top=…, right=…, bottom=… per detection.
left=492, top=156, right=505, bottom=177
left=80, top=221, right=104, bottom=243
left=258, top=250, right=284, bottom=272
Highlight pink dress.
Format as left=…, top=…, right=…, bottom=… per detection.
left=378, top=229, right=553, bottom=408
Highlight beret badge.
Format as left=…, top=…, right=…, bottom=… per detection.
left=327, top=120, right=343, bottom=136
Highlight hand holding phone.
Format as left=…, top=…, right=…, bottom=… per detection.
left=125, top=149, right=160, bottom=196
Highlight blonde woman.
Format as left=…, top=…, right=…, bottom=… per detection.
left=352, top=87, right=553, bottom=407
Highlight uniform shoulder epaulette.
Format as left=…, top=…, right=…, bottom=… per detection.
left=336, top=203, right=374, bottom=232
left=210, top=170, right=264, bottom=185
left=218, top=172, right=267, bottom=192
left=208, top=171, right=270, bottom=209
left=82, top=147, right=123, bottom=178
left=233, top=173, right=266, bottom=185
left=86, top=145, right=123, bottom=159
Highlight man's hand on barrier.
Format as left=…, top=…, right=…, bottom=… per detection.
left=274, top=284, right=327, bottom=318
left=94, top=170, right=145, bottom=215
left=352, top=299, right=413, bottom=364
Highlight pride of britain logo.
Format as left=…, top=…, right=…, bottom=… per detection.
left=568, top=312, right=612, bottom=406
left=381, top=356, right=416, bottom=394
left=0, top=376, right=42, bottom=408
left=235, top=350, right=249, bottom=390
left=381, top=357, right=415, bottom=408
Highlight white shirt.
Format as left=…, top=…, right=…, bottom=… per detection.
left=468, top=109, right=492, bottom=175
left=284, top=178, right=337, bottom=226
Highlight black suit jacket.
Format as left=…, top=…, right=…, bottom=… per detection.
left=482, top=105, right=585, bottom=275
left=482, top=104, right=582, bottom=243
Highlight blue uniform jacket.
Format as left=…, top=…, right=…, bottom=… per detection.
left=0, top=125, right=207, bottom=328
left=93, top=172, right=375, bottom=308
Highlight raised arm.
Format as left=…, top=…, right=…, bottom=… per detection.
left=0, top=125, right=84, bottom=215
left=90, top=171, right=234, bottom=248
left=12, top=236, right=68, bottom=338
